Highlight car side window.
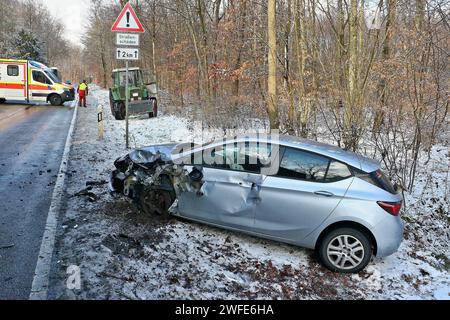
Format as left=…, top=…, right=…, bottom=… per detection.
left=325, top=161, right=352, bottom=182
left=33, top=71, right=51, bottom=84
left=200, top=142, right=271, bottom=174
left=239, top=142, right=273, bottom=173
left=277, top=147, right=329, bottom=182
left=206, top=144, right=241, bottom=170
left=7, top=65, right=19, bottom=77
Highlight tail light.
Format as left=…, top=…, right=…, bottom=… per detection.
left=377, top=201, right=402, bottom=216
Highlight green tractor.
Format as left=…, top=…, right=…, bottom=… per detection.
left=109, top=67, right=158, bottom=120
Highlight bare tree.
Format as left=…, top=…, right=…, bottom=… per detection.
left=267, top=0, right=279, bottom=129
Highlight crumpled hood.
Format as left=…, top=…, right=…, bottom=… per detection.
left=129, top=143, right=178, bottom=164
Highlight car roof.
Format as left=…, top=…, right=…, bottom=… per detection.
left=199, top=134, right=380, bottom=172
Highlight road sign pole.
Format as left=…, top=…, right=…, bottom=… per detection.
left=125, top=60, right=129, bottom=149
left=112, top=2, right=144, bottom=150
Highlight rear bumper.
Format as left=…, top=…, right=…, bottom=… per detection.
left=372, top=214, right=404, bottom=257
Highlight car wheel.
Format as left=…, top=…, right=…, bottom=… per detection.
left=318, top=227, right=372, bottom=273
left=0, top=98, right=6, bottom=104
left=49, top=94, right=62, bottom=106
left=135, top=176, right=175, bottom=218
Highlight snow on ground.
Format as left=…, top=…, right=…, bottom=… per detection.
left=48, top=86, right=449, bottom=300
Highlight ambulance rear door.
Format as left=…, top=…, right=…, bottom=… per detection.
left=0, top=61, right=27, bottom=101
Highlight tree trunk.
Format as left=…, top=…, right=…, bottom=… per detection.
left=294, top=0, right=308, bottom=137
left=374, top=0, right=396, bottom=133
left=344, top=0, right=359, bottom=151
left=233, top=0, right=247, bottom=100
left=267, top=0, right=279, bottom=129
left=212, top=0, right=221, bottom=99
left=151, top=0, right=158, bottom=100
left=415, top=0, right=425, bottom=31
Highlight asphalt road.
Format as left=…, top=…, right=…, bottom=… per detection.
left=0, top=102, right=75, bottom=299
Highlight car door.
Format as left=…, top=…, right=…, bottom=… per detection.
left=254, top=146, right=354, bottom=244
left=178, top=141, right=269, bottom=231
left=30, top=70, right=53, bottom=102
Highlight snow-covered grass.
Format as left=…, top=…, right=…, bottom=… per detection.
left=48, top=86, right=449, bottom=300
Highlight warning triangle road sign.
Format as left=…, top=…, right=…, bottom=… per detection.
left=111, top=2, right=145, bottom=33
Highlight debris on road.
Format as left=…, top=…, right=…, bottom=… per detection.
left=73, top=186, right=98, bottom=202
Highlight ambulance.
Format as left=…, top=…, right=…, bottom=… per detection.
left=0, top=59, right=75, bottom=106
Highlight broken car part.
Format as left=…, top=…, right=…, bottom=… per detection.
left=110, top=145, right=204, bottom=216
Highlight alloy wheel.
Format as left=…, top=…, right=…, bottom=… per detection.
left=326, top=235, right=365, bottom=270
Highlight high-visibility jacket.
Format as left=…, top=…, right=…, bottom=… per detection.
left=78, top=83, right=88, bottom=94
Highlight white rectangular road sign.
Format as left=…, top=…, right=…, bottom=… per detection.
left=116, top=48, right=139, bottom=60
left=116, top=33, right=139, bottom=46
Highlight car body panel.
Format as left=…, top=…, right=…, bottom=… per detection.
left=178, top=167, right=262, bottom=230
left=301, top=177, right=404, bottom=256
left=253, top=176, right=354, bottom=243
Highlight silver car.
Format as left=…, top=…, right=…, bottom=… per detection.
left=110, top=135, right=404, bottom=273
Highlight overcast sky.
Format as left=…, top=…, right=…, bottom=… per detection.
left=43, top=0, right=91, bottom=46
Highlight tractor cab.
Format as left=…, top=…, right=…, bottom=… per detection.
left=109, top=67, right=158, bottom=120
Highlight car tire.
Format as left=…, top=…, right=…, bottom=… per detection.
left=135, top=176, right=175, bottom=218
left=318, top=227, right=372, bottom=273
left=49, top=94, right=62, bottom=106
left=0, top=98, right=6, bottom=104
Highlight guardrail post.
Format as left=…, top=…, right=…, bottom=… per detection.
left=97, top=104, right=104, bottom=140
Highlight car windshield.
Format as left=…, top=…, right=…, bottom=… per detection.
left=44, top=69, right=60, bottom=83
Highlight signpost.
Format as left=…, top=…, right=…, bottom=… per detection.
left=111, top=2, right=145, bottom=149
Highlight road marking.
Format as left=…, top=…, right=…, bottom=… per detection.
left=29, top=103, right=78, bottom=300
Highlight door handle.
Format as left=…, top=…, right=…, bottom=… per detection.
left=314, top=191, right=334, bottom=197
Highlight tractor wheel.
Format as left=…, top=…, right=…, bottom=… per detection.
left=114, top=101, right=126, bottom=120
left=149, top=98, right=158, bottom=118
left=109, top=90, right=114, bottom=114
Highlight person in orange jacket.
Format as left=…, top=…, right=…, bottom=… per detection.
left=77, top=80, right=89, bottom=107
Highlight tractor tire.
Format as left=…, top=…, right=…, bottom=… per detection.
left=109, top=90, right=114, bottom=115
left=149, top=98, right=158, bottom=118
left=49, top=94, right=62, bottom=106
left=114, top=101, right=126, bottom=120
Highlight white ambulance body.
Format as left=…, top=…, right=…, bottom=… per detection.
left=0, top=59, right=75, bottom=105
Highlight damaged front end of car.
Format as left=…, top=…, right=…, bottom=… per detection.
left=109, top=145, right=204, bottom=216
